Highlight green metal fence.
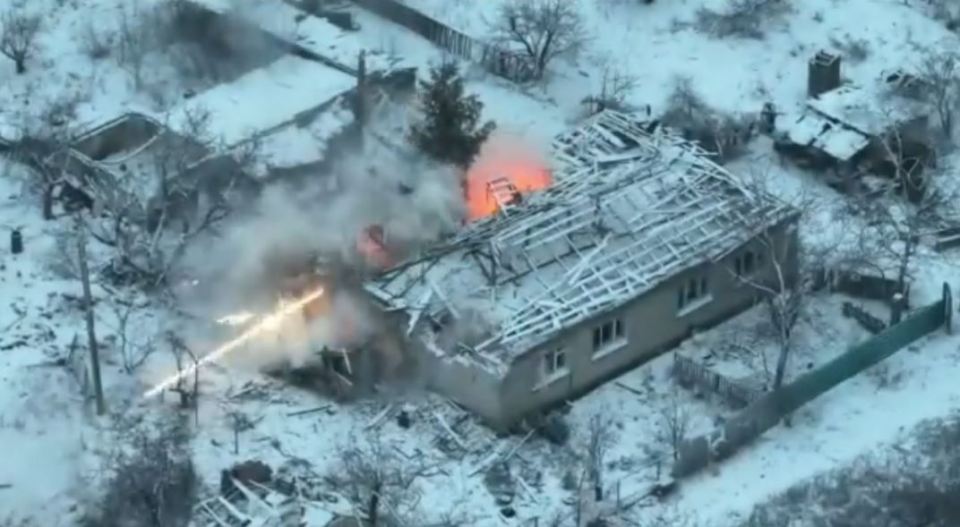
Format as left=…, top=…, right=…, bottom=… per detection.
left=673, top=284, right=951, bottom=478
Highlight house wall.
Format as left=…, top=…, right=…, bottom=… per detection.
left=418, top=347, right=505, bottom=422
left=72, top=114, right=161, bottom=161
left=493, top=219, right=800, bottom=429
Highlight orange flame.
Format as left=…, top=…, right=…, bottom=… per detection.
left=465, top=142, right=552, bottom=220
left=357, top=224, right=393, bottom=269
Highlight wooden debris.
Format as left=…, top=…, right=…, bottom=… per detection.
left=516, top=475, right=538, bottom=503
left=286, top=405, right=330, bottom=417
left=469, top=429, right=535, bottom=477
left=433, top=411, right=467, bottom=450
left=365, top=404, right=394, bottom=429
left=614, top=381, right=645, bottom=397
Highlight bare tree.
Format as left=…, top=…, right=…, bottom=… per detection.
left=9, top=119, right=77, bottom=220
left=106, top=295, right=155, bottom=373
left=584, top=413, right=615, bottom=501
left=327, top=437, right=428, bottom=526
left=583, top=65, right=638, bottom=115
left=737, top=225, right=804, bottom=391
left=115, top=4, right=153, bottom=89
left=166, top=332, right=200, bottom=419
left=87, top=109, right=236, bottom=290
left=852, top=128, right=948, bottom=301
left=726, top=165, right=822, bottom=392
left=491, top=0, right=587, bottom=80
left=78, top=20, right=114, bottom=60
left=693, top=0, right=793, bottom=40
left=659, top=388, right=690, bottom=462
left=0, top=8, right=41, bottom=74
left=81, top=420, right=196, bottom=527
left=661, top=76, right=757, bottom=163
left=917, top=50, right=960, bottom=139
left=76, top=216, right=106, bottom=416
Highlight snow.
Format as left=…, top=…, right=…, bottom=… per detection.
left=781, top=108, right=871, bottom=162
left=168, top=55, right=356, bottom=149
left=4, top=0, right=960, bottom=525
left=806, top=84, right=929, bottom=137
left=257, top=105, right=355, bottom=171
left=189, top=0, right=400, bottom=74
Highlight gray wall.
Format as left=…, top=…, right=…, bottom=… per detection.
left=420, top=350, right=504, bottom=421
left=495, top=220, right=800, bottom=428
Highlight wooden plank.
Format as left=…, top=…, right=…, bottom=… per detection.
left=200, top=500, right=233, bottom=527
left=434, top=411, right=467, bottom=450
left=286, top=405, right=330, bottom=417
left=217, top=496, right=250, bottom=522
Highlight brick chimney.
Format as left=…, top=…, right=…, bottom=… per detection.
left=808, top=50, right=841, bottom=98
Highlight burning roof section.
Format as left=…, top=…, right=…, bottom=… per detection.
left=366, top=111, right=796, bottom=375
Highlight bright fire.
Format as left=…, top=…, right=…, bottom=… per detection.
left=465, top=142, right=552, bottom=220
left=216, top=312, right=255, bottom=326
left=357, top=224, right=393, bottom=269
left=142, top=286, right=326, bottom=399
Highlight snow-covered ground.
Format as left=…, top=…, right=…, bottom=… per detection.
left=3, top=0, right=960, bottom=525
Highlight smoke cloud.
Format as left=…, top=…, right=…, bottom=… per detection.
left=180, top=136, right=465, bottom=371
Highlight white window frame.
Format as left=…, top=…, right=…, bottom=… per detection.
left=534, top=347, right=569, bottom=391
left=591, top=318, right=627, bottom=360
left=677, top=274, right=713, bottom=316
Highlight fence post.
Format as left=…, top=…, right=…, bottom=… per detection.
left=944, top=282, right=953, bottom=333
left=890, top=292, right=904, bottom=325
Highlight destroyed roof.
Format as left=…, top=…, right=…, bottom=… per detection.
left=780, top=81, right=929, bottom=161
left=806, top=84, right=928, bottom=137
left=780, top=109, right=871, bottom=162
left=365, top=111, right=797, bottom=375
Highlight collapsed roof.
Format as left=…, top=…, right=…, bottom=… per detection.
left=780, top=82, right=929, bottom=162
left=365, top=111, right=797, bottom=375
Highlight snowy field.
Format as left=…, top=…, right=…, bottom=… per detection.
left=2, top=0, right=960, bottom=526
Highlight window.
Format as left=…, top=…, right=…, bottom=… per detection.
left=592, top=318, right=625, bottom=353
left=734, top=250, right=761, bottom=277
left=543, top=348, right=567, bottom=376
left=322, top=350, right=352, bottom=378
left=534, top=348, right=569, bottom=391
left=677, top=275, right=711, bottom=312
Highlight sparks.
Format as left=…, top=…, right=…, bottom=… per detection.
left=142, top=287, right=326, bottom=399
left=216, top=312, right=255, bottom=326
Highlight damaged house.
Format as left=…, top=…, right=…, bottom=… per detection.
left=775, top=51, right=933, bottom=200
left=366, top=111, right=800, bottom=430
left=64, top=112, right=245, bottom=229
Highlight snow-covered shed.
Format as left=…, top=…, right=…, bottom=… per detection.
left=777, top=82, right=930, bottom=167
left=366, top=111, right=800, bottom=430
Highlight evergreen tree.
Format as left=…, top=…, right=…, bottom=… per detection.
left=409, top=62, right=495, bottom=169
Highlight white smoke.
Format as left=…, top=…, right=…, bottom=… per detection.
left=180, top=135, right=464, bottom=370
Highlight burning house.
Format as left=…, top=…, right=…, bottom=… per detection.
left=366, top=111, right=800, bottom=430
left=775, top=51, right=933, bottom=199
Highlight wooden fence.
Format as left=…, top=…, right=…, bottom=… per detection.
left=673, top=354, right=761, bottom=409
left=811, top=267, right=909, bottom=307
left=934, top=225, right=960, bottom=252
left=348, top=0, right=535, bottom=82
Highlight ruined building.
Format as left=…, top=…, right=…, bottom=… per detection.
left=365, top=111, right=801, bottom=430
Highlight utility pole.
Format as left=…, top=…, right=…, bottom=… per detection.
left=76, top=217, right=105, bottom=415
left=354, top=50, right=368, bottom=150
